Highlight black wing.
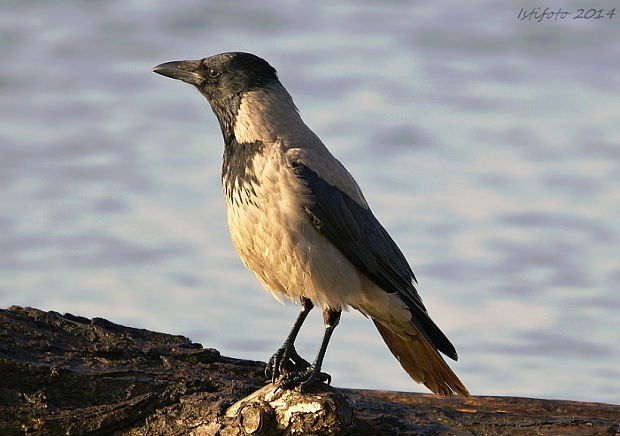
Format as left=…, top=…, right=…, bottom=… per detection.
left=293, top=162, right=457, bottom=360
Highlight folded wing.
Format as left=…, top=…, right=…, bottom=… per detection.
left=292, top=162, right=458, bottom=361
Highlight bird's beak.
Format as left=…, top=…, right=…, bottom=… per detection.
left=152, top=60, right=204, bottom=86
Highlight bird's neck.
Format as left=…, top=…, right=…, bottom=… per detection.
left=230, top=84, right=317, bottom=147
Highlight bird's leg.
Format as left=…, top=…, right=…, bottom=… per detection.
left=266, top=298, right=314, bottom=382
left=277, top=307, right=341, bottom=392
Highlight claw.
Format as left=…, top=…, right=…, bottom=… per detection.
left=265, top=345, right=311, bottom=383
left=265, top=348, right=282, bottom=381
left=276, top=364, right=331, bottom=392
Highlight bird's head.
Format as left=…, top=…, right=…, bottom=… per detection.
left=153, top=52, right=281, bottom=144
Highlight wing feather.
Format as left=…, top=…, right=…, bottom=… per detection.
left=292, top=162, right=458, bottom=360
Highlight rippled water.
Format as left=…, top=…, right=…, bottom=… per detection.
left=2, top=0, right=619, bottom=404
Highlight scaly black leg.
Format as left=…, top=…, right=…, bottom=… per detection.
left=266, top=298, right=313, bottom=382
left=277, top=307, right=341, bottom=392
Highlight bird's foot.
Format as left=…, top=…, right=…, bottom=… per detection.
left=265, top=345, right=311, bottom=383
left=275, top=364, right=331, bottom=392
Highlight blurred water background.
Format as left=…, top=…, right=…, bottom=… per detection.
left=1, top=0, right=619, bottom=404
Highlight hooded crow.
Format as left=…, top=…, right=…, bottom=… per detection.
left=153, top=52, right=469, bottom=396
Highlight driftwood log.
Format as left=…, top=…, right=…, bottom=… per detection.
left=1, top=306, right=618, bottom=435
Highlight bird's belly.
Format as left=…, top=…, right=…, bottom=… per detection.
left=223, top=161, right=361, bottom=309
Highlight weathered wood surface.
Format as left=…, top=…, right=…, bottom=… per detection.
left=1, top=306, right=618, bottom=435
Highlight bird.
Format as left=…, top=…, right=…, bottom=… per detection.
left=153, top=52, right=469, bottom=396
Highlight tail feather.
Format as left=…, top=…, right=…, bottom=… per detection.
left=373, top=320, right=470, bottom=396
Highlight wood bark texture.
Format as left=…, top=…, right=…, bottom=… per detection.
left=1, top=306, right=618, bottom=435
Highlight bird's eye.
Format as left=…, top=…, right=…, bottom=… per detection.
left=208, top=68, right=220, bottom=78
